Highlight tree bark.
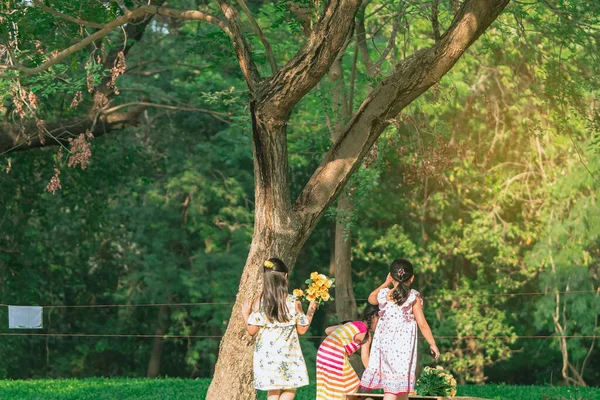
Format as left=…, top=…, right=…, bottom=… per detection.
left=146, top=304, right=170, bottom=378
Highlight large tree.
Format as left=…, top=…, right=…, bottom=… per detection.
left=0, top=0, right=510, bottom=397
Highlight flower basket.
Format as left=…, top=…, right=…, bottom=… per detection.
left=415, top=366, right=457, bottom=398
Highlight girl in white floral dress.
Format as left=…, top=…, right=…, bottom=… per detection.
left=242, top=258, right=317, bottom=400
left=360, top=259, right=440, bottom=400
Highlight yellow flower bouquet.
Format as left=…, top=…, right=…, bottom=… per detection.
left=415, top=365, right=457, bottom=398
left=293, top=272, right=335, bottom=307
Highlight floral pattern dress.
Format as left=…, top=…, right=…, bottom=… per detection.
left=247, top=294, right=310, bottom=390
left=360, top=288, right=423, bottom=394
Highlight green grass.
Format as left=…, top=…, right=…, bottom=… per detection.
left=0, top=378, right=597, bottom=400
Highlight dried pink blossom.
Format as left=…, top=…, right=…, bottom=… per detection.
left=85, top=60, right=95, bottom=93
left=93, top=92, right=109, bottom=109
left=45, top=168, right=62, bottom=194
left=28, top=91, right=38, bottom=110
left=10, top=87, right=26, bottom=119
left=36, top=119, right=46, bottom=145
left=34, top=40, right=44, bottom=54
left=67, top=133, right=92, bottom=170
left=70, top=91, right=83, bottom=108
left=107, top=51, right=126, bottom=95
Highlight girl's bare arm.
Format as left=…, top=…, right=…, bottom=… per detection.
left=242, top=299, right=261, bottom=336
left=413, top=300, right=440, bottom=360
left=325, top=325, right=340, bottom=335
left=297, top=301, right=317, bottom=335
left=361, top=335, right=372, bottom=368
left=368, top=274, right=394, bottom=305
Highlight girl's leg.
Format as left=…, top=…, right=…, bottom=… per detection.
left=397, top=394, right=409, bottom=400
left=267, top=389, right=281, bottom=400
left=279, top=388, right=296, bottom=400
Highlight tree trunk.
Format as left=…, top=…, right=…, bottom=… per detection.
left=146, top=304, right=170, bottom=378
left=328, top=57, right=359, bottom=322
left=334, top=192, right=358, bottom=321
left=206, top=104, right=310, bottom=400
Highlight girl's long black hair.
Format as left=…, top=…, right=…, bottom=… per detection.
left=389, top=258, right=414, bottom=306
left=339, top=304, right=380, bottom=345
left=363, top=304, right=379, bottom=330
left=261, top=257, right=290, bottom=323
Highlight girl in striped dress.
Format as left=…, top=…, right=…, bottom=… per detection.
left=315, top=305, right=380, bottom=400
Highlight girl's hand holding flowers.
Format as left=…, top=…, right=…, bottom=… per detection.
left=293, top=271, right=335, bottom=308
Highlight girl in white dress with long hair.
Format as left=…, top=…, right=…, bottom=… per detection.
left=241, top=258, right=317, bottom=400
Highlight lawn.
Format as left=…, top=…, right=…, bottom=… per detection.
left=0, top=378, right=597, bottom=400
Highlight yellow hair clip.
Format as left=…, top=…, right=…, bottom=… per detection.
left=264, top=260, right=275, bottom=269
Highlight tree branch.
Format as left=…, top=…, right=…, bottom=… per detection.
left=103, top=101, right=232, bottom=124
left=0, top=106, right=145, bottom=155
left=217, top=0, right=261, bottom=90
left=258, top=0, right=362, bottom=120
left=355, top=5, right=376, bottom=76
left=432, top=0, right=441, bottom=42
left=294, top=0, right=510, bottom=225
left=32, top=0, right=105, bottom=28
left=0, top=247, right=23, bottom=255
left=234, top=0, right=277, bottom=75
left=0, top=98, right=231, bottom=154
left=149, top=6, right=232, bottom=38
left=0, top=8, right=149, bottom=76
left=0, top=5, right=231, bottom=78
left=372, top=9, right=401, bottom=73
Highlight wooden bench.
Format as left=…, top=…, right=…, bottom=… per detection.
left=343, top=394, right=489, bottom=400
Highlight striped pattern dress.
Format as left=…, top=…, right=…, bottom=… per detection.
left=316, top=321, right=368, bottom=400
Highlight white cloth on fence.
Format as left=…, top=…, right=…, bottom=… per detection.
left=8, top=306, right=43, bottom=329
